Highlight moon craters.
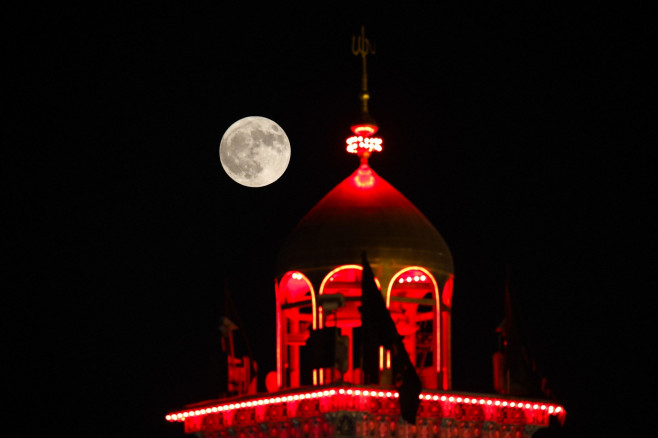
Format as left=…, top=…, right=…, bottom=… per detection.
left=219, top=117, right=291, bottom=187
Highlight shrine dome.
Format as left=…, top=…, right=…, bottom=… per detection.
left=275, top=24, right=453, bottom=290
left=274, top=162, right=454, bottom=287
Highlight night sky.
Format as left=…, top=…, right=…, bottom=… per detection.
left=6, top=4, right=650, bottom=438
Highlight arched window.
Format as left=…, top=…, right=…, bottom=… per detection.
left=316, top=265, right=381, bottom=385
left=276, top=271, right=316, bottom=389
left=387, top=267, right=441, bottom=389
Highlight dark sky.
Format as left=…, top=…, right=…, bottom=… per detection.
left=6, top=4, right=650, bottom=438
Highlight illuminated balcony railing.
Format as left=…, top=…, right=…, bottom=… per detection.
left=166, top=384, right=565, bottom=436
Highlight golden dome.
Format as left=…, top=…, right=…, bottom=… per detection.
left=275, top=163, right=454, bottom=286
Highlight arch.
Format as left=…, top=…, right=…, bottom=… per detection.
left=278, top=271, right=317, bottom=329
left=319, top=264, right=381, bottom=295
left=276, top=271, right=316, bottom=389
left=316, top=264, right=381, bottom=384
left=319, top=264, right=363, bottom=295
left=318, top=264, right=381, bottom=328
left=387, top=267, right=442, bottom=388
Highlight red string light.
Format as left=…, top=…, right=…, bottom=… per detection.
left=165, top=386, right=565, bottom=423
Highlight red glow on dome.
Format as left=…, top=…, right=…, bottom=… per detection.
left=352, top=164, right=375, bottom=188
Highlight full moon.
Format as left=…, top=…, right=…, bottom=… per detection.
left=219, top=116, right=291, bottom=187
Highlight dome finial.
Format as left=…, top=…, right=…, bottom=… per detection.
left=347, top=26, right=382, bottom=165
left=351, top=25, right=377, bottom=130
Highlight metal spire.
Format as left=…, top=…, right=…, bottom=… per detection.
left=350, top=26, right=378, bottom=134
left=351, top=25, right=376, bottom=117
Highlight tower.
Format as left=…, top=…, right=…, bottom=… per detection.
left=166, top=27, right=565, bottom=437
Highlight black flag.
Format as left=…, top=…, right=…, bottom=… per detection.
left=360, top=252, right=421, bottom=424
